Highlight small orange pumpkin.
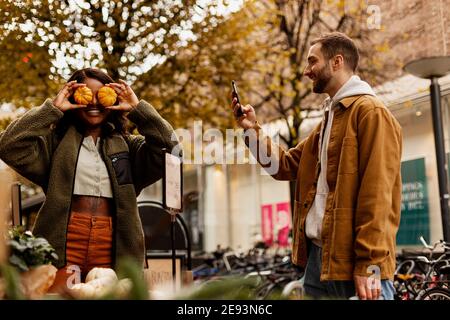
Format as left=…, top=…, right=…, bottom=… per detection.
left=98, top=86, right=117, bottom=107
left=73, top=86, right=93, bottom=105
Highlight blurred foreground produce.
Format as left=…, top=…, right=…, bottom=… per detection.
left=8, top=226, right=58, bottom=272
left=1, top=226, right=58, bottom=299
left=69, top=267, right=132, bottom=300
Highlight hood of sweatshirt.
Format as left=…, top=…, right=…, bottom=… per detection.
left=326, top=75, right=376, bottom=109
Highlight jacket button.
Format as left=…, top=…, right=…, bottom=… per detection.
left=304, top=203, right=308, bottom=208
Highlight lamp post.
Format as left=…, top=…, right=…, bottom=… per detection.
left=404, top=56, right=450, bottom=242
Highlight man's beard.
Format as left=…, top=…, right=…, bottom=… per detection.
left=312, top=63, right=332, bottom=94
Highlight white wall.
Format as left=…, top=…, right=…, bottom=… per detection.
left=203, top=165, right=230, bottom=251
left=137, top=180, right=162, bottom=202
left=200, top=163, right=291, bottom=252
left=229, top=164, right=290, bottom=250
left=259, top=170, right=291, bottom=206
left=228, top=164, right=257, bottom=250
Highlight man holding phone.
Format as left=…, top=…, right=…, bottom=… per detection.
left=231, top=32, right=402, bottom=300
left=231, top=80, right=244, bottom=117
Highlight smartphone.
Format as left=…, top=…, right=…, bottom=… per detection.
left=231, top=80, right=244, bottom=117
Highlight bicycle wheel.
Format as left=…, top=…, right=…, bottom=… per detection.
left=418, top=287, right=450, bottom=300
left=281, top=280, right=304, bottom=300
left=254, top=281, right=275, bottom=300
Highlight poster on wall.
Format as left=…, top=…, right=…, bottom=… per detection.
left=261, top=204, right=273, bottom=246
left=397, top=157, right=430, bottom=245
left=261, top=202, right=292, bottom=247
left=276, top=202, right=291, bottom=247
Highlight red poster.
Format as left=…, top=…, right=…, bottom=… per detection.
left=276, top=202, right=291, bottom=247
left=261, top=204, right=273, bottom=246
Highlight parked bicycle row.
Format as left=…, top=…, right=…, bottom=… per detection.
left=191, top=245, right=304, bottom=299
left=394, top=236, right=450, bottom=300
left=191, top=236, right=450, bottom=300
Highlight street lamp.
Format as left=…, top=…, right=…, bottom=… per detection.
left=404, top=56, right=450, bottom=242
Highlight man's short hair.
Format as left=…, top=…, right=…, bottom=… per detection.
left=311, top=32, right=359, bottom=72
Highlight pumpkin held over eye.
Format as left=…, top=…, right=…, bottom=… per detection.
left=98, top=86, right=117, bottom=107
left=73, top=86, right=93, bottom=105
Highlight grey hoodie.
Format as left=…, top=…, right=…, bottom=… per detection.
left=305, top=75, right=376, bottom=246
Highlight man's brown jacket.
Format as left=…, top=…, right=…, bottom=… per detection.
left=247, top=94, right=402, bottom=280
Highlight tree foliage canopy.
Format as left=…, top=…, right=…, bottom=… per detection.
left=1, top=0, right=394, bottom=139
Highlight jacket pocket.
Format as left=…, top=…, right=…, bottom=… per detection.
left=110, top=152, right=133, bottom=185
left=332, top=208, right=354, bottom=260
left=338, top=137, right=358, bottom=174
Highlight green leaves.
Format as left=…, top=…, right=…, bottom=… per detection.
left=7, top=226, right=58, bottom=272
left=115, top=257, right=149, bottom=300
left=0, top=263, right=25, bottom=300
left=178, top=276, right=261, bottom=300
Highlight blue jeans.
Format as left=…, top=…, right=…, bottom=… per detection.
left=303, top=242, right=395, bottom=300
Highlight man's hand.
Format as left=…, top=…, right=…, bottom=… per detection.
left=231, top=97, right=257, bottom=130
left=354, top=275, right=381, bottom=300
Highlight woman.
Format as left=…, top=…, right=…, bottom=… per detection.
left=0, top=68, right=179, bottom=292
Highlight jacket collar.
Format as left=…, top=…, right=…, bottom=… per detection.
left=104, top=121, right=116, bottom=134
left=339, top=95, right=363, bottom=109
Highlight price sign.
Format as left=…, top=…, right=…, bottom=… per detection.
left=163, top=152, right=182, bottom=212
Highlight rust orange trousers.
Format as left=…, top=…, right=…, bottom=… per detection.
left=48, top=212, right=113, bottom=293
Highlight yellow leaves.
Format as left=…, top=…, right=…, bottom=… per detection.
left=268, top=83, right=283, bottom=93
left=295, top=81, right=304, bottom=92
left=375, top=41, right=390, bottom=53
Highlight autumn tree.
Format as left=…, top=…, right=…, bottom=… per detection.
left=133, top=1, right=270, bottom=129
left=0, top=0, right=243, bottom=111
left=0, top=0, right=255, bottom=199
left=238, top=0, right=396, bottom=208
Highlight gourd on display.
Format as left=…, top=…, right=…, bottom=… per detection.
left=69, top=267, right=131, bottom=299
left=98, top=86, right=117, bottom=107
left=70, top=282, right=96, bottom=299
left=85, top=267, right=117, bottom=283
left=73, top=86, right=93, bottom=105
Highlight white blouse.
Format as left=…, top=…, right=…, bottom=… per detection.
left=73, top=136, right=113, bottom=198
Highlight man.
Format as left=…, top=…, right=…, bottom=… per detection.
left=231, top=32, right=402, bottom=300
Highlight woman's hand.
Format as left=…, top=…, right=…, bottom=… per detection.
left=105, top=80, right=139, bottom=112
left=52, top=81, right=88, bottom=112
